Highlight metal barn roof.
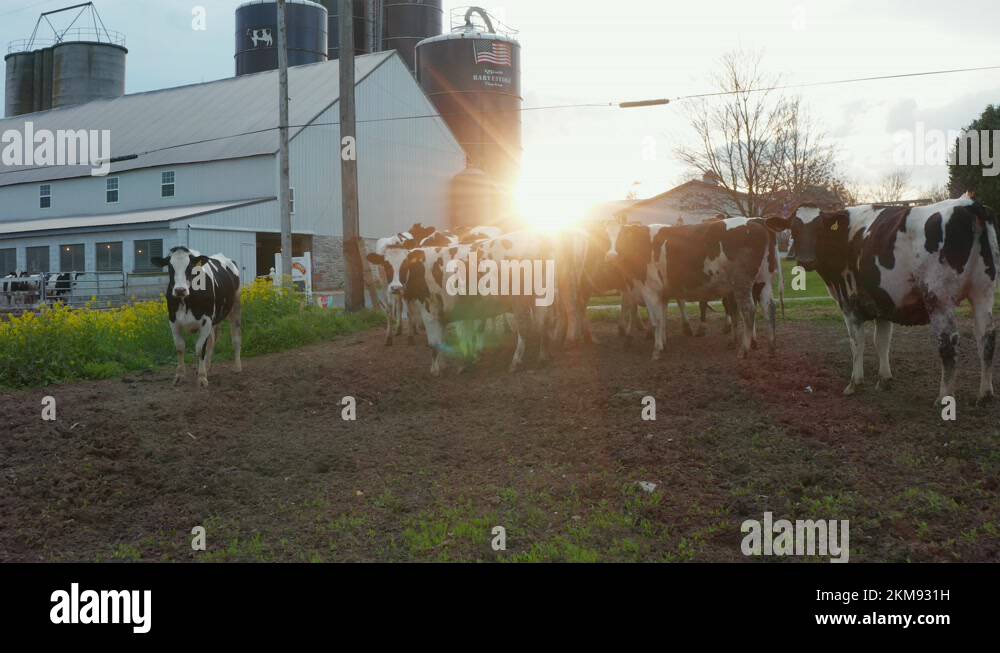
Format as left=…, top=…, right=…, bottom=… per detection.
left=0, top=51, right=394, bottom=188
left=0, top=198, right=274, bottom=238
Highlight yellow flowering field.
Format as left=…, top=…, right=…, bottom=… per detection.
left=0, top=280, right=381, bottom=388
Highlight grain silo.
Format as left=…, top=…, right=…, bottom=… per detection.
left=4, top=3, right=127, bottom=118
left=416, top=7, right=522, bottom=194
left=382, top=0, right=443, bottom=73
left=320, top=0, right=378, bottom=59
left=235, top=0, right=329, bottom=76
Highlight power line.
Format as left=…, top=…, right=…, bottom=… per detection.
left=1, top=62, right=998, bottom=177
left=669, top=64, right=1000, bottom=102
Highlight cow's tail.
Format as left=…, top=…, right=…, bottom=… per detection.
left=775, top=238, right=785, bottom=319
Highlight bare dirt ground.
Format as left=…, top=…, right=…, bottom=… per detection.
left=1, top=315, right=998, bottom=562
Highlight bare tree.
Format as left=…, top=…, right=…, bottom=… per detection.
left=676, top=49, right=786, bottom=217
left=869, top=169, right=913, bottom=203
left=772, top=98, right=838, bottom=209
left=676, top=50, right=838, bottom=217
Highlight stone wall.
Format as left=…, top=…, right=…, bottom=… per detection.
left=311, top=235, right=378, bottom=292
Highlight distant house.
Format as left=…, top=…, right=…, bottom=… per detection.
left=589, top=173, right=849, bottom=226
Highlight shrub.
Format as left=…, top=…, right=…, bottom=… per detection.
left=0, top=280, right=381, bottom=388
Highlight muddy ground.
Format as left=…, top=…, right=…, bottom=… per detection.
left=1, top=314, right=998, bottom=562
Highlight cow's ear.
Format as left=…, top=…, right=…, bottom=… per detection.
left=366, top=253, right=384, bottom=265
left=191, top=255, right=210, bottom=266
left=764, top=216, right=790, bottom=232
left=150, top=256, right=169, bottom=268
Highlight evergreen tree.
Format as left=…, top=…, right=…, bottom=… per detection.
left=948, top=104, right=1000, bottom=208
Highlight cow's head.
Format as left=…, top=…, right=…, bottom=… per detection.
left=407, top=223, right=436, bottom=243
left=767, top=206, right=849, bottom=272
left=151, top=246, right=210, bottom=299
left=366, top=246, right=412, bottom=295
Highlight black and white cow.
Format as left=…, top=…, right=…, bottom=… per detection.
left=46, top=272, right=83, bottom=301
left=2, top=272, right=45, bottom=306
left=650, top=218, right=779, bottom=358
left=373, top=223, right=435, bottom=346
left=768, top=195, right=999, bottom=402
left=376, top=232, right=561, bottom=375
left=151, top=247, right=242, bottom=387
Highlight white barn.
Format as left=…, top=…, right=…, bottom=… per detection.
left=0, top=51, right=466, bottom=294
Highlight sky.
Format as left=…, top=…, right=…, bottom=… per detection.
left=2, top=0, right=998, bottom=219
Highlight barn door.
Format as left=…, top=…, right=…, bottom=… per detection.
left=240, top=243, right=256, bottom=282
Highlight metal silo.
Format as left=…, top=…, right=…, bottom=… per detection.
left=236, top=0, right=328, bottom=76
left=4, top=3, right=127, bottom=117
left=382, top=0, right=442, bottom=73
left=51, top=42, right=126, bottom=109
left=416, top=7, right=522, bottom=193
left=4, top=51, right=36, bottom=118
left=320, top=0, right=375, bottom=59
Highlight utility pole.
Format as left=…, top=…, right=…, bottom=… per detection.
left=339, top=0, right=364, bottom=311
left=277, top=0, right=293, bottom=282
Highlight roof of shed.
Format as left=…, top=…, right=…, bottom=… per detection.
left=0, top=51, right=394, bottom=188
left=0, top=198, right=273, bottom=238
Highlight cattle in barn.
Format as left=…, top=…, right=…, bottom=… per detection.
left=650, top=218, right=778, bottom=358
left=46, top=272, right=83, bottom=301
left=2, top=272, right=45, bottom=306
left=151, top=247, right=242, bottom=387
left=767, top=195, right=999, bottom=402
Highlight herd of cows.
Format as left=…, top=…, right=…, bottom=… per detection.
left=147, top=193, right=998, bottom=403
left=1, top=271, right=82, bottom=306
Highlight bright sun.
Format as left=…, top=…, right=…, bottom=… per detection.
left=513, top=179, right=589, bottom=233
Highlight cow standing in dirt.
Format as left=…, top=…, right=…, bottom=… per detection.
left=152, top=247, right=242, bottom=387
left=768, top=196, right=999, bottom=402
left=373, top=223, right=435, bottom=345
left=651, top=218, right=777, bottom=359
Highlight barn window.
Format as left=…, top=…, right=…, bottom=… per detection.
left=39, top=184, right=51, bottom=209
left=96, top=241, right=122, bottom=271
left=106, top=177, right=119, bottom=204
left=26, top=246, right=49, bottom=273
left=161, top=171, right=175, bottom=198
left=0, top=248, right=15, bottom=273
left=59, top=244, right=85, bottom=272
left=133, top=239, right=163, bottom=272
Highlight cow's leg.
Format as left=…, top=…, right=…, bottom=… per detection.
left=842, top=313, right=866, bottom=395
left=735, top=291, right=755, bottom=359
left=393, top=295, right=404, bottom=337
left=721, top=295, right=734, bottom=335
left=535, top=306, right=551, bottom=365
left=697, top=301, right=708, bottom=337
left=406, top=299, right=421, bottom=345
left=230, top=291, right=243, bottom=373
left=171, top=322, right=187, bottom=386
left=640, top=286, right=665, bottom=361
left=620, top=293, right=636, bottom=347
left=931, top=308, right=959, bottom=404
left=419, top=303, right=447, bottom=377
left=195, top=319, right=215, bottom=388
left=971, top=295, right=996, bottom=403
left=874, top=318, right=893, bottom=390
left=383, top=291, right=394, bottom=346
left=761, top=283, right=777, bottom=354
left=678, top=300, right=693, bottom=336
left=509, top=307, right=532, bottom=372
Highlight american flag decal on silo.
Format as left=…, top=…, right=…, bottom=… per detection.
left=473, top=40, right=512, bottom=67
